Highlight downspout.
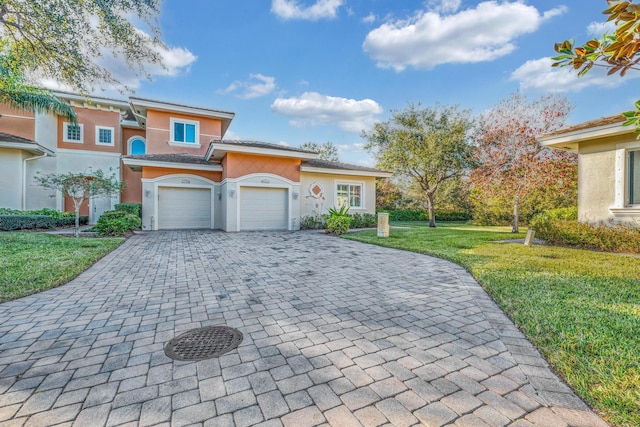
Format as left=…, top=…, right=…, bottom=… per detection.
left=22, top=153, right=48, bottom=210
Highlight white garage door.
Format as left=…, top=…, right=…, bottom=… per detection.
left=240, top=187, right=288, bottom=231
left=158, top=187, right=211, bottom=229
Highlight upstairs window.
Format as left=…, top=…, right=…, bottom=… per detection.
left=95, top=126, right=114, bottom=146
left=129, top=138, right=146, bottom=155
left=629, top=149, right=640, bottom=205
left=336, top=183, right=363, bottom=209
left=170, top=118, right=199, bottom=145
left=63, top=122, right=83, bottom=143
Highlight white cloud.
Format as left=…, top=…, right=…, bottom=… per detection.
left=429, top=0, right=461, bottom=14
left=363, top=1, right=566, bottom=71
left=362, top=13, right=376, bottom=24
left=271, top=92, right=383, bottom=133
left=511, top=57, right=637, bottom=93
left=271, top=0, right=343, bottom=20
left=587, top=21, right=617, bottom=37
left=222, top=74, right=277, bottom=99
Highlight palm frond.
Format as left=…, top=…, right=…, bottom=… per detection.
left=0, top=82, right=76, bottom=122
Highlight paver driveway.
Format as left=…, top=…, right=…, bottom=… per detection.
left=0, top=231, right=607, bottom=427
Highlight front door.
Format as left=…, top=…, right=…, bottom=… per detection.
left=90, top=197, right=112, bottom=225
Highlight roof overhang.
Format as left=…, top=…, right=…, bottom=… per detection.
left=52, top=91, right=130, bottom=111
left=0, top=141, right=55, bottom=156
left=206, top=142, right=319, bottom=161
left=129, top=97, right=235, bottom=135
left=537, top=121, right=631, bottom=152
left=300, top=165, right=392, bottom=178
left=122, top=157, right=223, bottom=173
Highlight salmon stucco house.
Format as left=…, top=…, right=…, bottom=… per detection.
left=538, top=114, right=640, bottom=226
left=0, top=92, right=391, bottom=231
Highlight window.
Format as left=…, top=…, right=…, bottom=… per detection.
left=128, top=137, right=146, bottom=155
left=170, top=118, right=199, bottom=145
left=63, top=122, right=83, bottom=143
left=95, top=126, right=114, bottom=146
left=629, top=149, right=640, bottom=205
left=336, top=183, right=363, bottom=208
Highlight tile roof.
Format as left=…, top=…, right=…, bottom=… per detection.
left=213, top=139, right=317, bottom=154
left=0, top=132, right=36, bottom=144
left=123, top=154, right=214, bottom=165
left=129, top=97, right=235, bottom=116
left=539, top=114, right=626, bottom=138
left=303, top=158, right=390, bottom=174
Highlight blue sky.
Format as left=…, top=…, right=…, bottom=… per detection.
left=78, top=1, right=638, bottom=165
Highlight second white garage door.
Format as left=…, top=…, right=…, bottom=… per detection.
left=240, top=187, right=288, bottom=231
left=158, top=187, right=211, bottom=229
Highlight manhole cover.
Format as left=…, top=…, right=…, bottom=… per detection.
left=164, top=326, right=243, bottom=361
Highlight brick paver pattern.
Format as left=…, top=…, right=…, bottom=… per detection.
left=0, top=231, right=608, bottom=426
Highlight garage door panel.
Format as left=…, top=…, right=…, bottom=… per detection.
left=240, top=187, right=288, bottom=231
left=158, top=187, right=211, bottom=229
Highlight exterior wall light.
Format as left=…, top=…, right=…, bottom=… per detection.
left=229, top=189, right=235, bottom=198
left=144, top=189, right=151, bottom=198
left=292, top=192, right=299, bottom=200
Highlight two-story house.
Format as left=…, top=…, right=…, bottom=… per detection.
left=0, top=92, right=391, bottom=231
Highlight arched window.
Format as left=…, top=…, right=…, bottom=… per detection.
left=128, top=137, right=146, bottom=155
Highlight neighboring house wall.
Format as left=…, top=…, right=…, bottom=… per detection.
left=299, top=172, right=376, bottom=217
left=25, top=112, right=59, bottom=210
left=577, top=140, right=618, bottom=223
left=222, top=153, right=301, bottom=181
left=145, top=110, right=222, bottom=156
left=0, top=105, right=35, bottom=140
left=0, top=149, right=25, bottom=209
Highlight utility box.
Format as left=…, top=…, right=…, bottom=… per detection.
left=377, top=213, right=389, bottom=238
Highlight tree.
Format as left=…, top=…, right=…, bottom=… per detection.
left=0, top=0, right=164, bottom=93
left=300, top=141, right=340, bottom=162
left=552, top=1, right=640, bottom=130
left=35, top=168, right=125, bottom=237
left=363, top=103, right=475, bottom=227
left=470, top=93, right=576, bottom=233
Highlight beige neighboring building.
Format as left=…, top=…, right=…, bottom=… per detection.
left=538, top=115, right=640, bottom=226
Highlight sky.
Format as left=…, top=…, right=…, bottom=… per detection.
left=66, top=0, right=639, bottom=166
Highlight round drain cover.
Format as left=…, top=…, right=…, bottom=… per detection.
left=164, top=326, right=243, bottom=361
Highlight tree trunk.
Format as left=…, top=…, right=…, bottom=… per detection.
left=512, top=193, right=519, bottom=234
left=427, top=192, right=436, bottom=228
left=74, top=201, right=81, bottom=238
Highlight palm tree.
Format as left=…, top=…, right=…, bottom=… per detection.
left=0, top=59, right=76, bottom=122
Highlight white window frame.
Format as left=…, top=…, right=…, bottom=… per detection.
left=127, top=136, right=147, bottom=155
left=95, top=126, right=115, bottom=146
left=627, top=149, right=640, bottom=206
left=63, top=122, right=84, bottom=143
left=614, top=140, right=640, bottom=208
left=169, top=117, right=201, bottom=147
left=335, top=181, right=364, bottom=210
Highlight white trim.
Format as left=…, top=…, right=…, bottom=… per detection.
left=221, top=173, right=298, bottom=186
left=0, top=141, right=55, bottom=156
left=334, top=179, right=365, bottom=210
left=538, top=122, right=630, bottom=151
left=127, top=136, right=146, bottom=155
left=95, top=126, right=115, bottom=146
left=129, top=98, right=235, bottom=120
left=170, top=117, right=200, bottom=145
left=146, top=126, right=169, bottom=133
left=57, top=148, right=121, bottom=157
left=301, top=165, right=391, bottom=178
left=53, top=91, right=131, bottom=110
left=614, top=140, right=640, bottom=208
left=121, top=119, right=142, bottom=129
left=141, top=174, right=219, bottom=185
left=208, top=142, right=318, bottom=160
left=123, top=158, right=222, bottom=172
left=168, top=141, right=202, bottom=149
left=0, top=114, right=34, bottom=120
left=63, top=122, right=84, bottom=143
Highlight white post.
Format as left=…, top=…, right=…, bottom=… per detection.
left=377, top=213, right=389, bottom=238
left=524, top=229, right=536, bottom=246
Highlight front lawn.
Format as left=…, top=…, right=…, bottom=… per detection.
left=0, top=233, right=124, bottom=302
left=345, top=222, right=640, bottom=427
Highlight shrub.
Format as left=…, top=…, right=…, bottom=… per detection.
left=530, top=209, right=640, bottom=254
left=0, top=208, right=22, bottom=215
left=53, top=216, right=88, bottom=227
left=0, top=215, right=54, bottom=230
left=327, top=215, right=351, bottom=235
left=94, top=210, right=141, bottom=236
left=350, top=213, right=377, bottom=228
left=300, top=215, right=326, bottom=230
left=115, top=203, right=142, bottom=218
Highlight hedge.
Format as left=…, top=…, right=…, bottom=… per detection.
left=530, top=208, right=640, bottom=254
left=94, top=210, right=141, bottom=236
left=378, top=210, right=472, bottom=222
left=0, top=214, right=89, bottom=231
left=115, top=203, right=142, bottom=217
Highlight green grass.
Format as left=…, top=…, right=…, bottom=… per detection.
left=345, top=222, right=640, bottom=427
left=0, top=233, right=124, bottom=302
